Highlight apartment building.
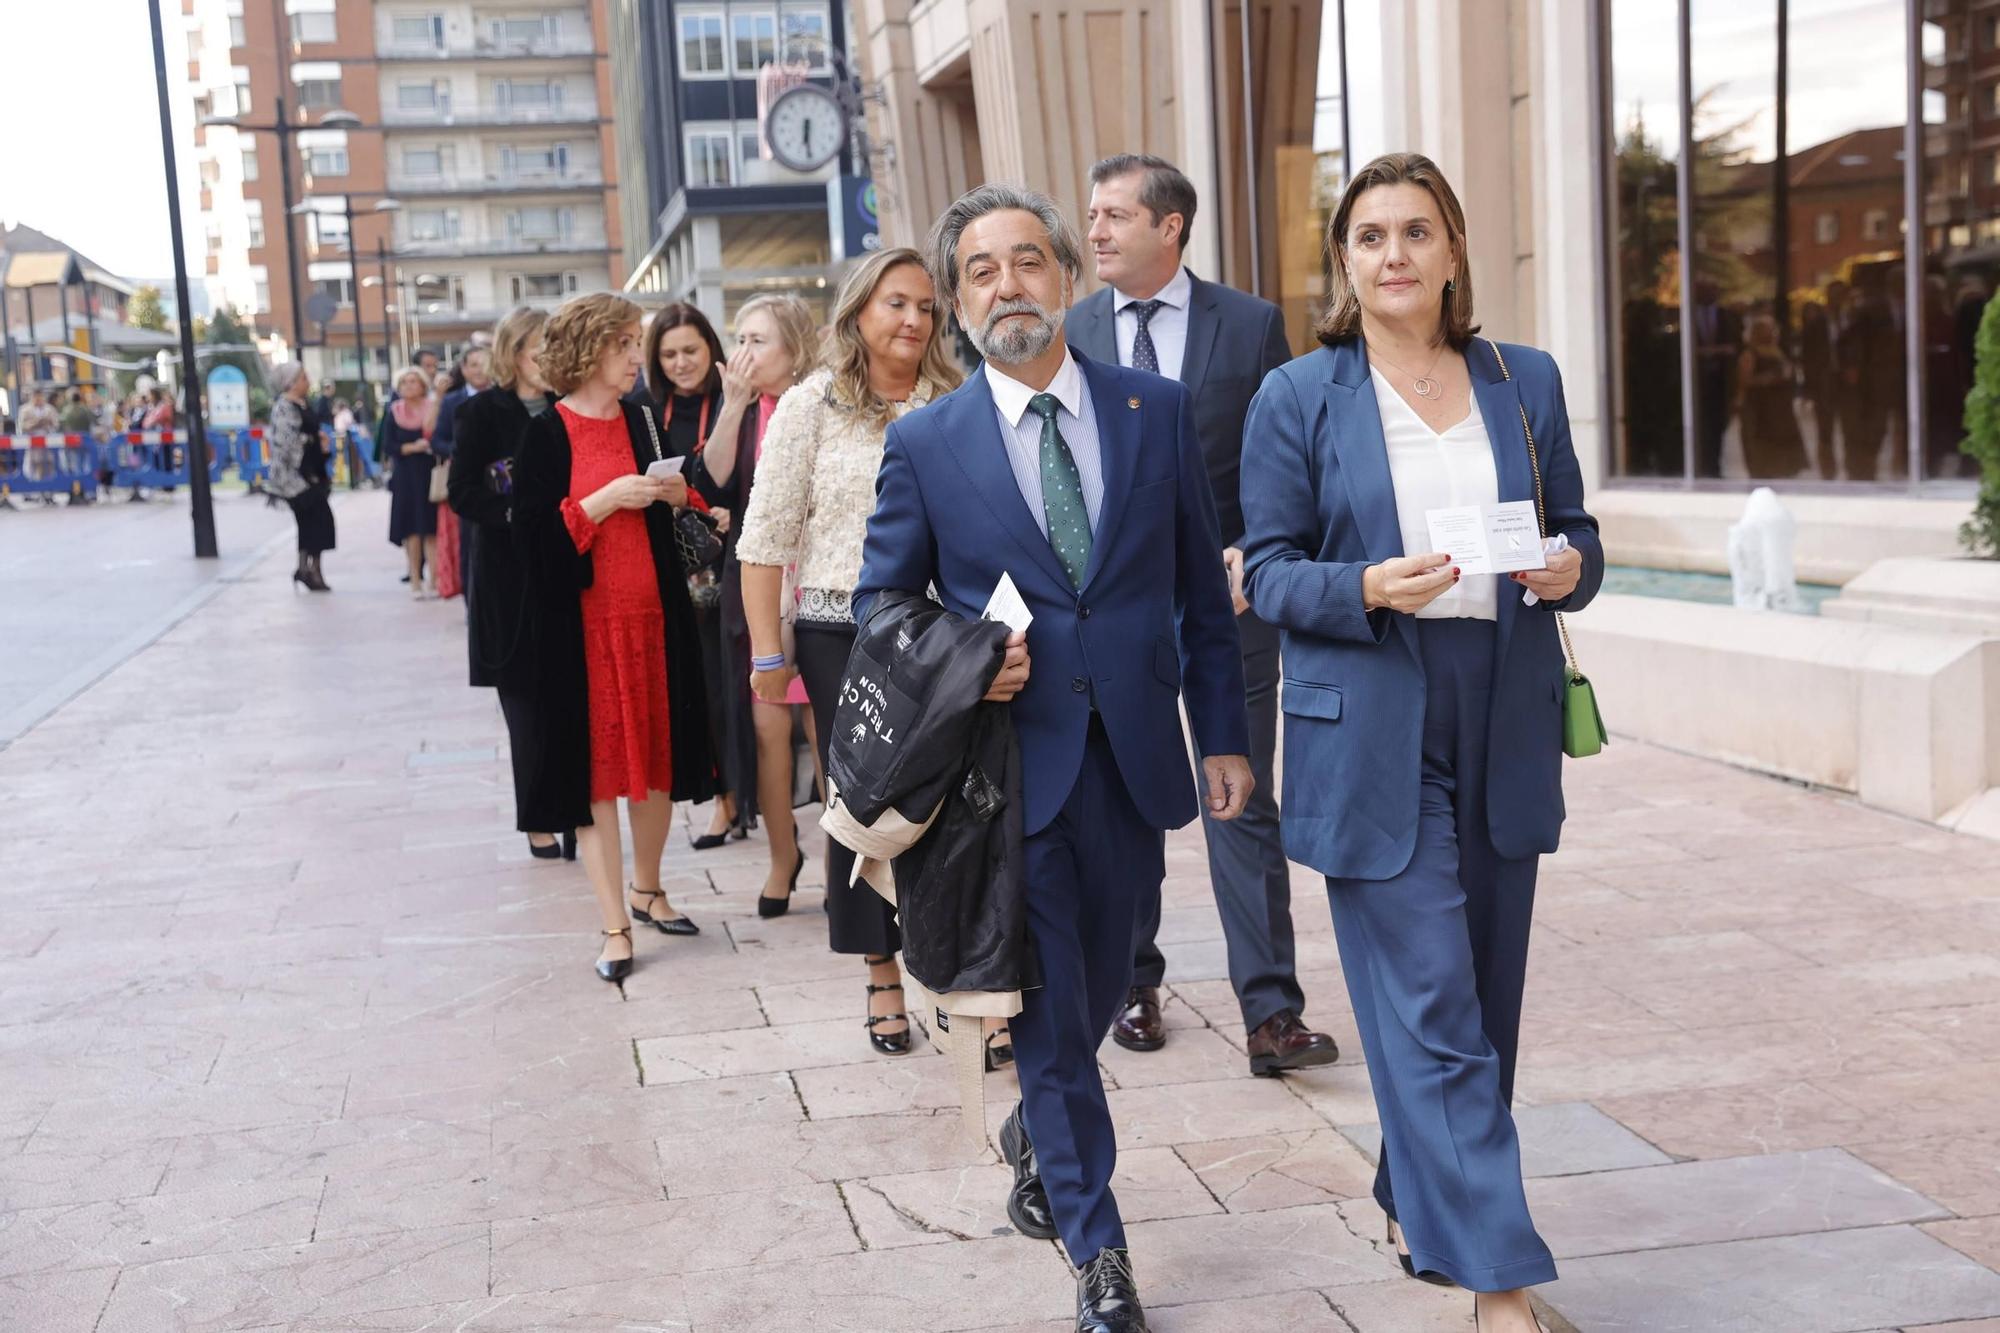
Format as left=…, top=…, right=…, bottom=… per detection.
left=181, top=0, right=622, bottom=397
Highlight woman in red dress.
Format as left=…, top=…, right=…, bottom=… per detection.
left=513, top=293, right=715, bottom=981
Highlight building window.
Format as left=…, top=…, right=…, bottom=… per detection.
left=412, top=274, right=465, bottom=309
left=509, top=271, right=579, bottom=302
left=1862, top=209, right=1891, bottom=241
left=780, top=8, right=832, bottom=71
left=401, top=146, right=445, bottom=177
left=506, top=206, right=573, bottom=242
left=391, top=14, right=445, bottom=49
left=310, top=211, right=349, bottom=250
left=252, top=279, right=271, bottom=314
left=311, top=276, right=355, bottom=306
left=297, top=77, right=342, bottom=110
left=241, top=146, right=259, bottom=181
left=685, top=128, right=733, bottom=187
left=496, top=79, right=564, bottom=112
left=1986, top=14, right=2000, bottom=51
left=228, top=14, right=245, bottom=46
left=407, top=209, right=461, bottom=242
left=1814, top=211, right=1840, bottom=244
left=500, top=142, right=570, bottom=179
left=245, top=200, right=265, bottom=248
left=733, top=11, right=776, bottom=72
left=235, top=81, right=253, bottom=116
left=305, top=147, right=349, bottom=177
left=397, top=81, right=444, bottom=110
left=199, top=156, right=221, bottom=186
left=291, top=11, right=336, bottom=43
left=679, top=10, right=725, bottom=77
left=488, top=15, right=557, bottom=49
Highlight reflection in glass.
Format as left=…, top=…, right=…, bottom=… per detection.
left=1608, top=0, right=1686, bottom=477
left=1921, top=1, right=1993, bottom=482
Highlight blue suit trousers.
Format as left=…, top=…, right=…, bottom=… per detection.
left=1325, top=618, right=1558, bottom=1293
left=1013, top=717, right=1165, bottom=1264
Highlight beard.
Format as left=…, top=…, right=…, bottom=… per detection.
left=969, top=297, right=1065, bottom=364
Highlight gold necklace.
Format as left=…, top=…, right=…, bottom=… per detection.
left=1368, top=342, right=1448, bottom=400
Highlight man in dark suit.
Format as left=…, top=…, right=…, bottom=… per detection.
left=856, top=183, right=1251, bottom=1333
left=1066, top=154, right=1338, bottom=1077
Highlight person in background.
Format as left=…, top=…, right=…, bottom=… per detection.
left=18, top=390, right=62, bottom=501
left=1240, top=152, right=1602, bottom=1333
left=688, top=293, right=819, bottom=913
left=512, top=292, right=715, bottom=982
left=266, top=361, right=336, bottom=592
left=380, top=366, right=440, bottom=598
left=1735, top=312, right=1806, bottom=479
left=736, top=249, right=962, bottom=1056
left=643, top=302, right=740, bottom=849
left=312, top=379, right=337, bottom=424
left=450, top=307, right=571, bottom=862
left=418, top=347, right=441, bottom=380
left=1067, top=151, right=1336, bottom=1079
left=58, top=388, right=92, bottom=434
left=436, top=349, right=493, bottom=597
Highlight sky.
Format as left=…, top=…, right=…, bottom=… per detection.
left=0, top=0, right=199, bottom=282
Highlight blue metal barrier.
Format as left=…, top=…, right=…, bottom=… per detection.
left=0, top=433, right=98, bottom=500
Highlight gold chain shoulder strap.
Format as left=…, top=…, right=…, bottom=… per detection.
left=1488, top=340, right=1580, bottom=677
left=638, top=402, right=664, bottom=464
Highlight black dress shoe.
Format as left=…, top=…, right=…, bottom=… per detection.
left=1387, top=1215, right=1455, bottom=1286
left=998, top=1103, right=1056, bottom=1240
left=561, top=829, right=577, bottom=861
left=528, top=835, right=563, bottom=860
left=628, top=887, right=699, bottom=935
left=691, top=826, right=748, bottom=850
left=1246, top=1009, right=1339, bottom=1077
left=1110, top=987, right=1165, bottom=1052
left=758, top=848, right=805, bottom=919
left=595, top=927, right=633, bottom=984
left=1075, top=1247, right=1147, bottom=1332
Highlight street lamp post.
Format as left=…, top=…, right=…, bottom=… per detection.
left=292, top=188, right=399, bottom=421
left=149, top=0, right=217, bottom=559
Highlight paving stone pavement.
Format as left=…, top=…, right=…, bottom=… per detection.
left=4, top=490, right=2000, bottom=1332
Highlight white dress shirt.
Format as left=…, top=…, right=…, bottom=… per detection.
left=1370, top=371, right=1498, bottom=621
left=987, top=350, right=1104, bottom=535
left=1113, top=264, right=1193, bottom=382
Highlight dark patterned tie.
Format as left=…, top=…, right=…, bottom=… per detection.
left=1028, top=392, right=1092, bottom=589
left=1129, top=299, right=1164, bottom=374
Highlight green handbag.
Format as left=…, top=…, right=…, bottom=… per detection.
left=1491, top=341, right=1607, bottom=759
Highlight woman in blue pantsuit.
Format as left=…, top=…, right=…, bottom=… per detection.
left=1240, top=153, right=1602, bottom=1333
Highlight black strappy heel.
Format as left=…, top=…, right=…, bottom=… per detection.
left=596, top=927, right=633, bottom=983
left=628, top=886, right=699, bottom=936
left=864, top=955, right=911, bottom=1055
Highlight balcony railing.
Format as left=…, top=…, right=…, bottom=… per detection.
left=378, top=35, right=595, bottom=60
left=381, top=102, right=599, bottom=127
left=385, top=168, right=606, bottom=194
left=392, top=231, right=610, bottom=257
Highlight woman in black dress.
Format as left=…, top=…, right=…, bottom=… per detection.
left=643, top=302, right=739, bottom=849
left=448, top=305, right=570, bottom=862
left=266, top=361, right=335, bottom=591
left=381, top=365, right=439, bottom=598
left=688, top=293, right=820, bottom=915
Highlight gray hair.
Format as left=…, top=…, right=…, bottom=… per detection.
left=925, top=183, right=1083, bottom=310
left=267, top=360, right=307, bottom=396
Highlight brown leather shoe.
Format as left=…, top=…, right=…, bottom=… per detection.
left=1247, top=1009, right=1338, bottom=1077
left=1110, top=986, right=1166, bottom=1052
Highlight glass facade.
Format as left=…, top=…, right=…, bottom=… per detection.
left=1605, top=0, right=1979, bottom=489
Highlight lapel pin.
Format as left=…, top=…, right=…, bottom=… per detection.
left=1127, top=396, right=1141, bottom=409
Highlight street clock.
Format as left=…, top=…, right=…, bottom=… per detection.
left=764, top=84, right=846, bottom=173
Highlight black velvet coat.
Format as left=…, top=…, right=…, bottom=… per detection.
left=448, top=389, right=551, bottom=691
left=512, top=401, right=716, bottom=831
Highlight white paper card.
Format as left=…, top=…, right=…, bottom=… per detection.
left=1424, top=501, right=1548, bottom=576
left=982, top=571, right=1034, bottom=633
left=644, top=456, right=685, bottom=479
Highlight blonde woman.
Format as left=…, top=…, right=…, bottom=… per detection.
left=512, top=293, right=714, bottom=982
left=689, top=293, right=819, bottom=913
left=736, top=250, right=963, bottom=1053
left=380, top=365, right=439, bottom=597
left=448, top=306, right=569, bottom=862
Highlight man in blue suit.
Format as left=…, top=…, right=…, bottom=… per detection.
left=855, top=184, right=1251, bottom=1333
left=1066, top=154, right=1337, bottom=1075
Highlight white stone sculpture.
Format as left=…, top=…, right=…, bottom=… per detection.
left=1727, top=486, right=1805, bottom=612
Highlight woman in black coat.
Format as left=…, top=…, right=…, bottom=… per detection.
left=447, top=305, right=568, bottom=861
left=512, top=292, right=715, bottom=982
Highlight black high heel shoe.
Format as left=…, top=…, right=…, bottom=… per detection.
left=528, top=835, right=563, bottom=860
left=1387, top=1216, right=1455, bottom=1286
left=561, top=829, right=577, bottom=861
left=628, top=887, right=699, bottom=936
left=691, top=825, right=749, bottom=851
left=758, top=848, right=806, bottom=919
left=595, top=927, right=633, bottom=983
left=291, top=570, right=312, bottom=592
left=864, top=956, right=911, bottom=1055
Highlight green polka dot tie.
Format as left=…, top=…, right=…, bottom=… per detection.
left=1028, top=392, right=1093, bottom=590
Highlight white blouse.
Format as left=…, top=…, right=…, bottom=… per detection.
left=1369, top=370, right=1499, bottom=622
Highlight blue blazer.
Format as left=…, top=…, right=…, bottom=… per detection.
left=1239, top=337, right=1604, bottom=881
left=1065, top=270, right=1294, bottom=546
left=855, top=349, right=1250, bottom=837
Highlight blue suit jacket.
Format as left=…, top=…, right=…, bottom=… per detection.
left=1239, top=337, right=1604, bottom=881
left=1065, top=271, right=1293, bottom=546
left=855, top=349, right=1250, bottom=837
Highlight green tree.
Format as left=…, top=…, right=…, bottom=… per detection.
left=200, top=305, right=267, bottom=384
left=1961, top=292, right=2000, bottom=557
left=128, top=285, right=167, bottom=332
